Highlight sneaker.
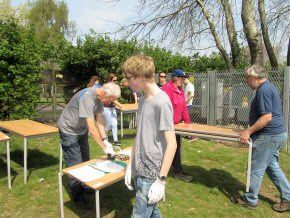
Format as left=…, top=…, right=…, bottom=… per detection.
left=175, top=172, right=193, bottom=182
left=113, top=141, right=122, bottom=150
left=230, top=195, right=257, bottom=209
left=272, top=201, right=290, bottom=212
left=73, top=194, right=93, bottom=209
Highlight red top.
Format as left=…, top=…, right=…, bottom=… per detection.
left=162, top=81, right=190, bottom=124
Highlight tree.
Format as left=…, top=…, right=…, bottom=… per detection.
left=0, top=19, right=41, bottom=120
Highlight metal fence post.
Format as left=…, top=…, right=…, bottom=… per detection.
left=208, top=71, right=217, bottom=125
left=283, top=66, right=290, bottom=152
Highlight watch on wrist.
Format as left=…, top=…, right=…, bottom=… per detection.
left=158, top=175, right=166, bottom=182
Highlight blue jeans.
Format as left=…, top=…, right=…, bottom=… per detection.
left=103, top=107, right=118, bottom=142
left=172, top=134, right=182, bottom=173
left=187, top=105, right=193, bottom=122
left=244, top=132, right=290, bottom=205
left=59, top=130, right=90, bottom=200
left=132, top=176, right=162, bottom=218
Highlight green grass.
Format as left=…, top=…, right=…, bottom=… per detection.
left=0, top=128, right=289, bottom=217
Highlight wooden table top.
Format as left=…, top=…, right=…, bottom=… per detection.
left=62, top=147, right=132, bottom=191
left=0, top=131, right=10, bottom=142
left=175, top=123, right=241, bottom=138
left=119, top=104, right=138, bottom=112
left=0, top=119, right=59, bottom=137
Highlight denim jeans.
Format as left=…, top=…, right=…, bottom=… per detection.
left=103, top=107, right=118, bottom=142
left=132, top=176, right=162, bottom=218
left=172, top=134, right=182, bottom=173
left=59, top=130, right=90, bottom=200
left=244, top=132, right=290, bottom=205
left=187, top=105, right=193, bottom=122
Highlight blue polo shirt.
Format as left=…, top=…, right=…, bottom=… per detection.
left=249, top=80, right=286, bottom=136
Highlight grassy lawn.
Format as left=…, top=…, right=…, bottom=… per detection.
left=0, top=128, right=289, bottom=218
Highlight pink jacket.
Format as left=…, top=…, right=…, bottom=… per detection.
left=162, top=81, right=190, bottom=124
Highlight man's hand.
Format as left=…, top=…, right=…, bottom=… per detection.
left=125, top=164, right=134, bottom=190
left=239, top=130, right=251, bottom=143
left=148, top=178, right=165, bottom=204
left=103, top=139, right=115, bottom=155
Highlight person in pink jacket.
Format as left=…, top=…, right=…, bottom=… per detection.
left=162, top=69, right=193, bottom=182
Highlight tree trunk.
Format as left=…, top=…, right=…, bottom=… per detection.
left=196, top=0, right=233, bottom=69
left=241, top=0, right=263, bottom=65
left=287, top=37, right=290, bottom=66
left=221, top=0, right=241, bottom=67
left=258, top=0, right=278, bottom=68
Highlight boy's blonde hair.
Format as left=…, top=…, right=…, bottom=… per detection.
left=122, top=54, right=156, bottom=82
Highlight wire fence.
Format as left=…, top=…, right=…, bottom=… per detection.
left=37, top=67, right=290, bottom=150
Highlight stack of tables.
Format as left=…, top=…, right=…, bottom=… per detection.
left=117, top=104, right=138, bottom=138
left=0, top=131, right=11, bottom=189
left=175, top=123, right=252, bottom=192
left=0, top=119, right=59, bottom=184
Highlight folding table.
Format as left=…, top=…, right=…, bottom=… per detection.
left=117, top=104, right=138, bottom=138
left=175, top=123, right=252, bottom=192
left=0, top=119, right=59, bottom=184
left=59, top=151, right=130, bottom=218
left=0, top=131, right=11, bottom=189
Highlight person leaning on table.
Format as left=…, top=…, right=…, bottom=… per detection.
left=230, top=64, right=290, bottom=213
left=57, top=82, right=120, bottom=208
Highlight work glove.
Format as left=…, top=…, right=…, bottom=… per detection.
left=148, top=178, right=166, bottom=204
left=125, top=164, right=134, bottom=190
left=103, top=139, right=115, bottom=156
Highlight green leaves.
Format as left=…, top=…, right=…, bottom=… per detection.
left=0, top=19, right=41, bottom=120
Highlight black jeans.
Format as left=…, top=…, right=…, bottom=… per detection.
left=172, top=134, right=182, bottom=173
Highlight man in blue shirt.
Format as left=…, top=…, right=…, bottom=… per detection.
left=231, top=64, right=290, bottom=213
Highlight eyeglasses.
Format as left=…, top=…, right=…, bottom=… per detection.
left=112, top=79, right=117, bottom=82
left=125, top=75, right=134, bottom=80
left=159, top=75, right=166, bottom=78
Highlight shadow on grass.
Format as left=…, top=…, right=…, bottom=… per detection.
left=62, top=179, right=134, bottom=217
left=0, top=157, right=18, bottom=184
left=9, top=149, right=59, bottom=169
left=172, top=165, right=275, bottom=205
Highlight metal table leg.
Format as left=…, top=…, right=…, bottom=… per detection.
left=24, top=137, right=27, bottom=184
left=246, top=140, right=253, bottom=192
left=58, top=172, right=64, bottom=218
left=6, top=141, right=11, bottom=189
left=96, top=190, right=100, bottom=218
left=121, top=111, right=123, bottom=138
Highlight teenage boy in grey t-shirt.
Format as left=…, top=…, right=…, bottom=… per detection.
left=122, top=54, right=177, bottom=218
left=58, top=83, right=120, bottom=207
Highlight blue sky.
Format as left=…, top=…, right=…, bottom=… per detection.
left=12, top=0, right=139, bottom=39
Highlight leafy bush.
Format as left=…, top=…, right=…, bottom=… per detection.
left=0, top=19, right=41, bottom=120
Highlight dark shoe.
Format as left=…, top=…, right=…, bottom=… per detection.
left=230, top=196, right=257, bottom=209
left=73, top=194, right=93, bottom=209
left=113, top=141, right=121, bottom=150
left=272, top=201, right=290, bottom=212
left=175, top=172, right=193, bottom=182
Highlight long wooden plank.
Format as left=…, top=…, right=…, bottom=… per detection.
left=175, top=131, right=240, bottom=142
left=175, top=123, right=241, bottom=138
left=0, top=131, right=10, bottom=141
left=0, top=119, right=59, bottom=137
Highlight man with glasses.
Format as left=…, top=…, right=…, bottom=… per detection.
left=162, top=69, right=193, bottom=182
left=230, top=64, right=290, bottom=212
left=157, top=72, right=167, bottom=88
left=58, top=82, right=120, bottom=208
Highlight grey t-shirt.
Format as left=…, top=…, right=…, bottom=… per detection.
left=132, top=91, right=174, bottom=179
left=57, top=87, right=103, bottom=135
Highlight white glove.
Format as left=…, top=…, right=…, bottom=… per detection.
left=125, top=164, right=134, bottom=190
left=148, top=178, right=165, bottom=204
left=103, top=139, right=115, bottom=156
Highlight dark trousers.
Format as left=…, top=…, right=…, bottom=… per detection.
left=59, top=130, right=90, bottom=200
left=172, top=134, right=182, bottom=173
